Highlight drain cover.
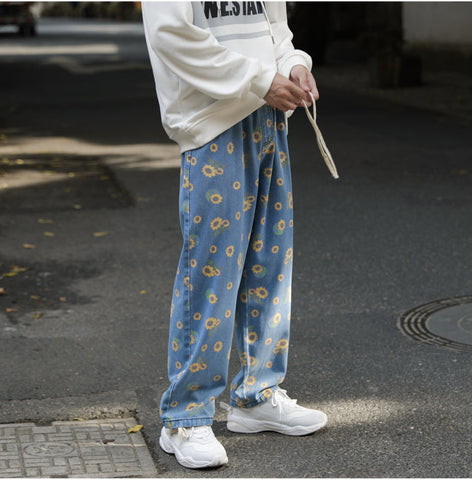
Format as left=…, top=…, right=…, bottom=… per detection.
left=398, top=295, right=472, bottom=353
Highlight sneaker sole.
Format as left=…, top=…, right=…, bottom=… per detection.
left=159, top=431, right=228, bottom=469
left=227, top=417, right=327, bottom=436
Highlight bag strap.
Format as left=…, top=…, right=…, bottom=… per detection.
left=302, top=92, right=339, bottom=179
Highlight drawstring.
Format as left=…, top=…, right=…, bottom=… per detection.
left=261, top=2, right=275, bottom=44
left=302, top=92, right=339, bottom=179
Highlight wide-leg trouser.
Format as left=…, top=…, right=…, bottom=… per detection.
left=160, top=105, right=294, bottom=428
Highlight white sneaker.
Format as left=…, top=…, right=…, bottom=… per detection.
left=224, top=389, right=327, bottom=436
left=159, top=425, right=228, bottom=469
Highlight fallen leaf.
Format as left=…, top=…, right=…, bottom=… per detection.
left=32, top=312, right=43, bottom=319
left=0, top=287, right=5, bottom=295
left=68, top=172, right=76, bottom=178
left=38, top=218, right=54, bottom=224
left=10, top=265, right=27, bottom=272
left=128, top=425, right=143, bottom=434
left=30, top=295, right=40, bottom=300
left=59, top=297, right=67, bottom=302
left=44, top=232, right=55, bottom=237
left=73, top=204, right=82, bottom=209
left=140, top=290, right=147, bottom=295
left=6, top=308, right=17, bottom=313
left=15, top=159, right=24, bottom=165
left=23, top=243, right=36, bottom=249
left=73, top=417, right=85, bottom=421
left=93, top=231, right=109, bottom=237
left=2, top=266, right=28, bottom=277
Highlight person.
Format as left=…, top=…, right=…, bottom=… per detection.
left=142, top=1, right=327, bottom=469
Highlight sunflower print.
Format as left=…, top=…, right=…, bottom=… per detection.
left=245, top=331, right=258, bottom=344
left=273, top=219, right=286, bottom=236
left=206, top=289, right=218, bottom=304
left=172, top=338, right=181, bottom=352
left=205, top=317, right=220, bottom=330
left=206, top=189, right=223, bottom=205
left=251, top=264, right=267, bottom=278
left=251, top=234, right=264, bottom=252
left=210, top=216, right=230, bottom=235
left=161, top=105, right=294, bottom=428
left=243, top=194, right=256, bottom=212
left=248, top=287, right=269, bottom=304
left=252, top=129, right=262, bottom=143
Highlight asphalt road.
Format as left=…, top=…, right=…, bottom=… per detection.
left=0, top=18, right=471, bottom=477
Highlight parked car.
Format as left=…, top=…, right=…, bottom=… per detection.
left=0, top=2, right=36, bottom=36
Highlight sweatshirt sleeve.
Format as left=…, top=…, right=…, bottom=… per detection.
left=265, top=2, right=313, bottom=78
left=142, top=2, right=276, bottom=101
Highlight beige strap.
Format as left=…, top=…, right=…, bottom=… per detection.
left=302, top=92, right=339, bottom=179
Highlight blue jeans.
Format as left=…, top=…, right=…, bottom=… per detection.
left=160, top=105, right=294, bottom=428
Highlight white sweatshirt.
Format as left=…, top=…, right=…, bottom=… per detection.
left=142, top=1, right=312, bottom=153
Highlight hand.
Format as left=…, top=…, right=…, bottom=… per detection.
left=289, top=65, right=319, bottom=106
left=264, top=73, right=308, bottom=112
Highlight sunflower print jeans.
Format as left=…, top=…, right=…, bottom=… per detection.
left=161, top=105, right=294, bottom=428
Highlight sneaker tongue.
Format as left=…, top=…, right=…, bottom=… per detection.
left=275, top=389, right=297, bottom=406
left=191, top=426, right=212, bottom=439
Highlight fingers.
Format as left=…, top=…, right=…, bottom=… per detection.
left=264, top=72, right=320, bottom=112
left=299, top=73, right=318, bottom=105
left=286, top=80, right=308, bottom=107
left=311, top=78, right=320, bottom=102
left=277, top=74, right=306, bottom=108
left=290, top=66, right=320, bottom=105
left=264, top=73, right=307, bottom=112
left=299, top=71, right=313, bottom=93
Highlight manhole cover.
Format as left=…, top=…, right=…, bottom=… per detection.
left=398, top=295, right=472, bottom=353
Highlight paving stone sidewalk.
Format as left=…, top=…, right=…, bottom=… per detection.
left=0, top=419, right=157, bottom=478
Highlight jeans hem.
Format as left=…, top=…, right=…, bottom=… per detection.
left=229, top=386, right=277, bottom=408
left=161, top=417, right=213, bottom=429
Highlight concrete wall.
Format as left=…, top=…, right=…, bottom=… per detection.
left=403, top=2, right=472, bottom=46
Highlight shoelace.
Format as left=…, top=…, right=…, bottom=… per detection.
left=219, top=388, right=298, bottom=411
left=175, top=426, right=211, bottom=442
left=302, top=92, right=339, bottom=180
left=271, top=388, right=298, bottom=408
